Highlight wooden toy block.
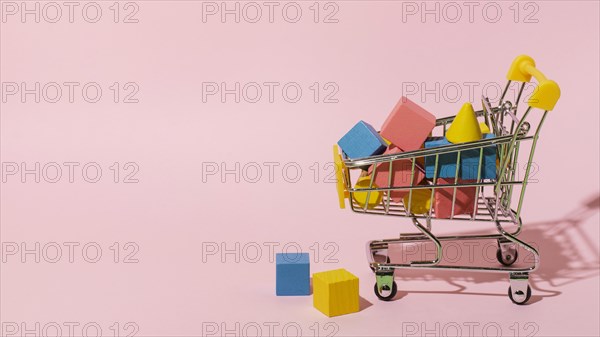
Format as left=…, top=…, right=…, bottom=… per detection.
left=461, top=133, right=497, bottom=180
left=424, top=137, right=459, bottom=179
left=480, top=122, right=491, bottom=134
left=446, top=103, right=482, bottom=144
left=313, top=269, right=359, bottom=317
left=369, top=146, right=425, bottom=202
left=424, top=134, right=497, bottom=180
left=380, top=96, right=436, bottom=151
left=337, top=121, right=387, bottom=159
left=353, top=176, right=383, bottom=209
left=276, top=253, right=310, bottom=296
left=403, top=188, right=432, bottom=214
left=434, top=178, right=477, bottom=218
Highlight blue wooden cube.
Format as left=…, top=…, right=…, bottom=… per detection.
left=424, top=137, right=459, bottom=178
left=337, top=121, right=387, bottom=159
left=425, top=134, right=497, bottom=180
left=461, top=133, right=497, bottom=180
left=276, top=252, right=310, bottom=296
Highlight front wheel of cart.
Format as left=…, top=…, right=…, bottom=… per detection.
left=508, top=285, right=532, bottom=305
left=374, top=281, right=397, bottom=301
left=370, top=255, right=391, bottom=272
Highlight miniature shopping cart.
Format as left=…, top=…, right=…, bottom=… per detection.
left=333, top=55, right=560, bottom=305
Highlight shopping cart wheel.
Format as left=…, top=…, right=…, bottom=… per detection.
left=508, top=285, right=532, bottom=305
left=374, top=281, right=397, bottom=301
left=496, top=247, right=518, bottom=266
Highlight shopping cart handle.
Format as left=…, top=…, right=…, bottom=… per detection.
left=506, top=55, right=560, bottom=111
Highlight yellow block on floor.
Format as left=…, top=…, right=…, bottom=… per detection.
left=313, top=269, right=359, bottom=317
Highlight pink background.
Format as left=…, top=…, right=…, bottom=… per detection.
left=1, top=1, right=599, bottom=336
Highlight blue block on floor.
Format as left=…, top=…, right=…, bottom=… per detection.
left=425, top=134, right=497, bottom=180
left=337, top=121, right=387, bottom=159
left=276, top=253, right=310, bottom=296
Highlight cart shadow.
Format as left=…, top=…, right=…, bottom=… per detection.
left=384, top=193, right=600, bottom=304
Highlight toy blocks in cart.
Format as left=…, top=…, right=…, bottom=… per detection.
left=276, top=253, right=310, bottom=296
left=424, top=133, right=497, bottom=180
left=313, top=269, right=359, bottom=317
left=424, top=102, right=497, bottom=180
left=369, top=146, right=425, bottom=202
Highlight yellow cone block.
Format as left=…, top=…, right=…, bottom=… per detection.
left=479, top=122, right=491, bottom=134
left=313, top=269, right=359, bottom=317
left=446, top=103, right=482, bottom=144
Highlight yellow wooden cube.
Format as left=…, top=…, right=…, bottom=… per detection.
left=313, top=269, right=359, bottom=317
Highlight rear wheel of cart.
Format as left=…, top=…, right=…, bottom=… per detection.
left=508, top=285, right=532, bottom=305
left=496, top=247, right=518, bottom=266
left=374, top=281, right=397, bottom=301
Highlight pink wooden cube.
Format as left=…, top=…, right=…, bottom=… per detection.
left=434, top=178, right=477, bottom=218
left=380, top=97, right=436, bottom=151
left=369, top=146, right=425, bottom=202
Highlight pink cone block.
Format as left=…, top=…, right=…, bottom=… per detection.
left=380, top=96, right=436, bottom=152
left=434, top=178, right=477, bottom=218
left=369, top=146, right=425, bottom=202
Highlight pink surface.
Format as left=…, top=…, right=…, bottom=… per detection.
left=434, top=178, right=477, bottom=219
left=380, top=96, right=436, bottom=151
left=369, top=146, right=425, bottom=202
left=1, top=2, right=599, bottom=337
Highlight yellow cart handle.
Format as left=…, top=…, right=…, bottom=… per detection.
left=506, top=55, right=560, bottom=111
left=333, top=145, right=348, bottom=209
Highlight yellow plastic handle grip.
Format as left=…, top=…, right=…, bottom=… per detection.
left=506, top=55, right=561, bottom=111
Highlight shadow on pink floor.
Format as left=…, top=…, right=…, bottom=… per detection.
left=378, top=193, right=600, bottom=304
